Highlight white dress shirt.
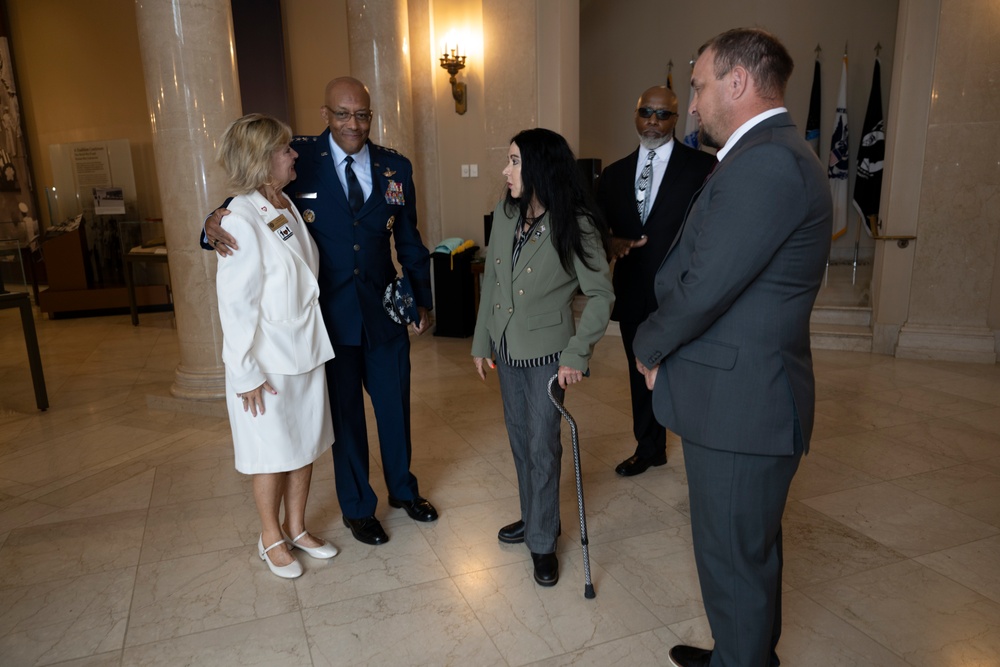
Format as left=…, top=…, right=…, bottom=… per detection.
left=327, top=135, right=373, bottom=201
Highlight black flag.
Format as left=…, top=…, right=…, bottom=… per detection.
left=805, top=59, right=821, bottom=155
left=853, top=59, right=885, bottom=236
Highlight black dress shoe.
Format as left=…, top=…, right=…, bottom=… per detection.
left=498, top=520, right=525, bottom=544
left=343, top=515, right=389, bottom=545
left=531, top=552, right=559, bottom=586
left=615, top=453, right=667, bottom=477
left=667, top=645, right=712, bottom=667
left=498, top=520, right=561, bottom=544
left=388, top=496, right=439, bottom=522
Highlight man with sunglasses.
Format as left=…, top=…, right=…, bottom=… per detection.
left=596, top=85, right=716, bottom=477
left=203, top=77, right=438, bottom=546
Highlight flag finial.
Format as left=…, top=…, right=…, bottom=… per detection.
left=874, top=42, right=882, bottom=57
left=815, top=43, right=822, bottom=56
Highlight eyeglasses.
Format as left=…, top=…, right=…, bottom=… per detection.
left=636, top=107, right=678, bottom=120
left=325, top=106, right=373, bottom=123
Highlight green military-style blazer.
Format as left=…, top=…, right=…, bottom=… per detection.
left=472, top=200, right=614, bottom=371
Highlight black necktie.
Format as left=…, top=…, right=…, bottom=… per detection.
left=344, top=155, right=364, bottom=213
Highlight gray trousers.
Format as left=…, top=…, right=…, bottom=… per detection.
left=496, top=358, right=563, bottom=554
left=684, top=434, right=802, bottom=667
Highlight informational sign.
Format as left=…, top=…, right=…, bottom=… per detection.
left=73, top=146, right=113, bottom=189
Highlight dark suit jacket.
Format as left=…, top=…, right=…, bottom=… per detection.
left=597, top=141, right=716, bottom=322
left=633, top=113, right=832, bottom=456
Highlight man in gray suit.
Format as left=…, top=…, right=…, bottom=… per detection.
left=633, top=28, right=832, bottom=667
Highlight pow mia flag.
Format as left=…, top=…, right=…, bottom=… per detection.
left=853, top=58, right=885, bottom=237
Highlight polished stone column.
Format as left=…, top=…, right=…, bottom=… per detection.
left=346, top=0, right=438, bottom=244
left=134, top=0, right=241, bottom=399
left=346, top=0, right=416, bottom=156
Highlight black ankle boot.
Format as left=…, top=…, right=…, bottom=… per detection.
left=531, top=552, right=558, bottom=586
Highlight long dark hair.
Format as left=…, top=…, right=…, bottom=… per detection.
left=504, top=128, right=610, bottom=273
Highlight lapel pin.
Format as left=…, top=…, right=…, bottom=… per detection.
left=303, top=209, right=315, bottom=223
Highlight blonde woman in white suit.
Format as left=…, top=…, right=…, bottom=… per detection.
left=216, top=114, right=338, bottom=579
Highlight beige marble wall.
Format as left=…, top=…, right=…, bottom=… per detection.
left=134, top=0, right=241, bottom=398
left=536, top=0, right=579, bottom=151
left=280, top=0, right=351, bottom=136
left=895, top=0, right=1000, bottom=362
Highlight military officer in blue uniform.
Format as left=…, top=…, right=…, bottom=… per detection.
left=204, top=77, right=438, bottom=545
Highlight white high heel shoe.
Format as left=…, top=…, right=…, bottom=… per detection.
left=282, top=528, right=338, bottom=559
left=258, top=535, right=303, bottom=579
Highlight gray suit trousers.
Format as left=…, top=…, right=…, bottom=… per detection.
left=496, top=359, right=563, bottom=554
left=683, top=437, right=802, bottom=667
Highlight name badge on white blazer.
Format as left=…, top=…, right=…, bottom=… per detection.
left=267, top=214, right=294, bottom=241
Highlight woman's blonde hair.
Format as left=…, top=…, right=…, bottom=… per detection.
left=217, top=113, right=293, bottom=194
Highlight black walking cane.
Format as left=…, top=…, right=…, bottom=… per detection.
left=547, top=373, right=596, bottom=599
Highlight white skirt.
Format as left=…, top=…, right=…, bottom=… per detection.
left=226, top=364, right=333, bottom=474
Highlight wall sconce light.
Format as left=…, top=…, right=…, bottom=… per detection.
left=439, top=43, right=467, bottom=115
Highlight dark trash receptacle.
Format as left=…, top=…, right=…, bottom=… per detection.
left=433, top=247, right=478, bottom=337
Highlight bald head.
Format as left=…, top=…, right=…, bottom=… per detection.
left=320, top=77, right=373, bottom=154
left=634, top=86, right=679, bottom=150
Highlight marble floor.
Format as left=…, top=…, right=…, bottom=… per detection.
left=1, top=306, right=999, bottom=666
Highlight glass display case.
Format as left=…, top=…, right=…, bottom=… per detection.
left=0, top=235, right=27, bottom=294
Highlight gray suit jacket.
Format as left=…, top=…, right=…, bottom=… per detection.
left=633, top=112, right=832, bottom=455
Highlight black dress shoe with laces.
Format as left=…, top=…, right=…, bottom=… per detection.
left=343, top=515, right=389, bottom=545
left=388, top=496, right=439, bottom=522
left=667, top=645, right=712, bottom=667
left=531, top=552, right=559, bottom=586
left=498, top=520, right=525, bottom=544
left=615, top=453, right=668, bottom=477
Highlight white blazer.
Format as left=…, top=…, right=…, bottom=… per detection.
left=216, top=190, right=334, bottom=393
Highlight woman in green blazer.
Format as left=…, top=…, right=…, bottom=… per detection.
left=472, top=128, right=614, bottom=587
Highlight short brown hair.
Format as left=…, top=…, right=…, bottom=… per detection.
left=699, top=28, right=794, bottom=101
left=217, top=113, right=293, bottom=194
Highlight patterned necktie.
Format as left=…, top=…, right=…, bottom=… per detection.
left=344, top=155, right=364, bottom=213
left=635, top=150, right=656, bottom=223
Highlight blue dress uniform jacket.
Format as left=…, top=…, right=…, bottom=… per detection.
left=288, top=132, right=432, bottom=346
